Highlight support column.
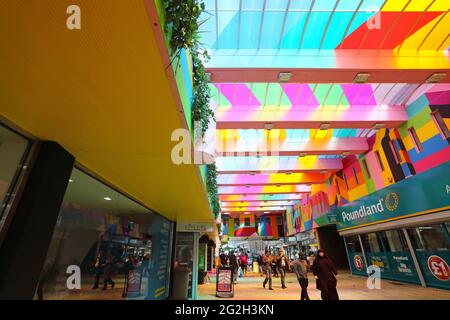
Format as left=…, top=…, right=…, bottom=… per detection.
left=402, top=228, right=427, bottom=288
left=0, top=141, right=75, bottom=299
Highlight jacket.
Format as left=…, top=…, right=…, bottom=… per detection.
left=291, top=259, right=308, bottom=279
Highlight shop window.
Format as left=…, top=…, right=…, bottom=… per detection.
left=407, top=224, right=450, bottom=252
left=234, top=218, right=240, bottom=228
left=352, top=167, right=359, bottom=185
left=362, top=159, right=371, bottom=179
left=223, top=218, right=228, bottom=226
left=431, top=110, right=450, bottom=140
left=0, top=124, right=32, bottom=236
left=36, top=168, right=174, bottom=300
left=255, top=217, right=260, bottom=226
left=375, top=150, right=385, bottom=172
left=345, top=235, right=362, bottom=252
left=378, top=230, right=408, bottom=252
left=276, top=216, right=283, bottom=225
left=408, top=127, right=423, bottom=153
left=244, top=217, right=250, bottom=226
left=361, top=233, right=383, bottom=253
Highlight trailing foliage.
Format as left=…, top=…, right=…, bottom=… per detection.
left=206, top=164, right=220, bottom=219
left=164, top=0, right=219, bottom=217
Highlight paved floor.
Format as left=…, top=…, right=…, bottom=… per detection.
left=198, top=271, right=450, bottom=300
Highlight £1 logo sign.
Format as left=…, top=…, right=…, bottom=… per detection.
left=354, top=255, right=363, bottom=272
left=427, top=255, right=450, bottom=281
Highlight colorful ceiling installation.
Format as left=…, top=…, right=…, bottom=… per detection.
left=204, top=0, right=450, bottom=217
left=200, top=0, right=450, bottom=51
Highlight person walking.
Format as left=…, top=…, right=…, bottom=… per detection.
left=262, top=249, right=273, bottom=290
left=270, top=251, right=278, bottom=278
left=240, top=251, right=248, bottom=277
left=311, top=249, right=339, bottom=300
left=92, top=255, right=104, bottom=289
left=257, top=252, right=264, bottom=276
left=291, top=253, right=310, bottom=300
left=102, top=255, right=115, bottom=290
left=219, top=250, right=228, bottom=267
left=228, top=251, right=239, bottom=284
left=276, top=248, right=290, bottom=289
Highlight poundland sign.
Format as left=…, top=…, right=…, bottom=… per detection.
left=335, top=162, right=450, bottom=231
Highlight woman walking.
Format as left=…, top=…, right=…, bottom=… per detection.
left=311, top=249, right=339, bottom=300
left=262, top=249, right=273, bottom=290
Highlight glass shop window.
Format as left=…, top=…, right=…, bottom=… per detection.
left=36, top=168, right=174, bottom=300
left=234, top=218, right=240, bottom=228
left=378, top=230, right=409, bottom=252
left=244, top=217, right=250, bottom=227
left=361, top=233, right=383, bottom=253
left=0, top=124, right=32, bottom=235
left=407, top=224, right=450, bottom=252
left=345, top=235, right=362, bottom=252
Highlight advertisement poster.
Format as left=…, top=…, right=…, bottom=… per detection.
left=123, top=269, right=142, bottom=298
left=217, top=268, right=233, bottom=293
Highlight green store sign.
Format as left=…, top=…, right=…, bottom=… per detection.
left=335, top=162, right=450, bottom=231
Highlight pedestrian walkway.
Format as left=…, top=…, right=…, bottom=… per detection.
left=198, top=271, right=450, bottom=300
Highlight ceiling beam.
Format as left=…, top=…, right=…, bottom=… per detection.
left=216, top=106, right=407, bottom=129
left=219, top=194, right=302, bottom=202
left=218, top=184, right=311, bottom=195
left=221, top=201, right=297, bottom=208
left=217, top=172, right=329, bottom=186
left=216, top=137, right=369, bottom=156
left=216, top=156, right=343, bottom=174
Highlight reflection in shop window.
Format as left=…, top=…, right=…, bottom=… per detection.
left=36, top=168, right=174, bottom=300
left=407, top=224, right=450, bottom=252
left=0, top=124, right=31, bottom=235
left=361, top=233, right=383, bottom=253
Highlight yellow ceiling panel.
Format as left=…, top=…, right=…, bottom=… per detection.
left=0, top=1, right=212, bottom=223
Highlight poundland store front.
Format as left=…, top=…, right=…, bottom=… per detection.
left=336, top=162, right=450, bottom=290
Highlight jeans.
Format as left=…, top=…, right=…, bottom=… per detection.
left=278, top=268, right=286, bottom=288
left=297, top=278, right=310, bottom=300
left=263, top=266, right=272, bottom=288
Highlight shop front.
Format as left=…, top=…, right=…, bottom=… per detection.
left=336, top=162, right=450, bottom=289
left=296, top=230, right=318, bottom=256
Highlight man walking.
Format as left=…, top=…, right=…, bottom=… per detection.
left=262, top=249, right=273, bottom=290
left=276, top=248, right=289, bottom=289
left=291, top=253, right=310, bottom=300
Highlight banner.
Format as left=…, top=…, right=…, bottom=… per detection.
left=335, top=162, right=450, bottom=231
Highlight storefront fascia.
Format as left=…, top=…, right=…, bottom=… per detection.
left=334, top=162, right=450, bottom=289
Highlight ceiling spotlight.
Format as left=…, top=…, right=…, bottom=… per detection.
left=320, top=170, right=328, bottom=174
left=69, top=179, right=74, bottom=183
left=245, top=185, right=251, bottom=188
left=278, top=72, right=292, bottom=82
left=104, top=197, right=112, bottom=201
left=353, top=73, right=370, bottom=83
left=250, top=171, right=257, bottom=175
left=342, top=151, right=351, bottom=157
left=276, top=184, right=281, bottom=187
left=245, top=212, right=250, bottom=215
left=264, top=123, right=274, bottom=131
left=286, top=171, right=292, bottom=175
left=372, top=123, right=385, bottom=130
left=299, top=152, right=307, bottom=158
left=264, top=211, right=270, bottom=214
left=426, top=72, right=446, bottom=84
left=319, top=123, right=330, bottom=130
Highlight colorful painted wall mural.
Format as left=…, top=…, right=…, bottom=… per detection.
left=284, top=86, right=450, bottom=236
left=221, top=213, right=285, bottom=241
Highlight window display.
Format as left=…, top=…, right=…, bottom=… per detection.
left=0, top=124, right=31, bottom=236
left=36, top=167, right=174, bottom=300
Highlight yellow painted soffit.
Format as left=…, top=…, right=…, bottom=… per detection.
left=0, top=1, right=212, bottom=223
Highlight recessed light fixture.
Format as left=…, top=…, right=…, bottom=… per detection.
left=245, top=212, right=250, bottom=215
left=276, top=184, right=281, bottom=187
left=278, top=72, right=292, bottom=82
left=353, top=73, right=370, bottom=83
left=342, top=151, right=351, bottom=157
left=426, top=72, right=446, bottom=83
left=245, top=185, right=251, bottom=188
left=286, top=171, right=292, bottom=175
left=319, top=123, right=330, bottom=130
left=104, top=197, right=112, bottom=201
left=372, top=123, right=385, bottom=130
left=250, top=171, right=257, bottom=175
left=69, top=179, right=74, bottom=183
left=264, top=211, right=270, bottom=214
left=264, top=123, right=274, bottom=131
left=299, top=152, right=307, bottom=158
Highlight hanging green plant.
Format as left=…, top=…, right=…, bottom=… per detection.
left=163, top=0, right=213, bottom=134
left=206, top=163, right=220, bottom=219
